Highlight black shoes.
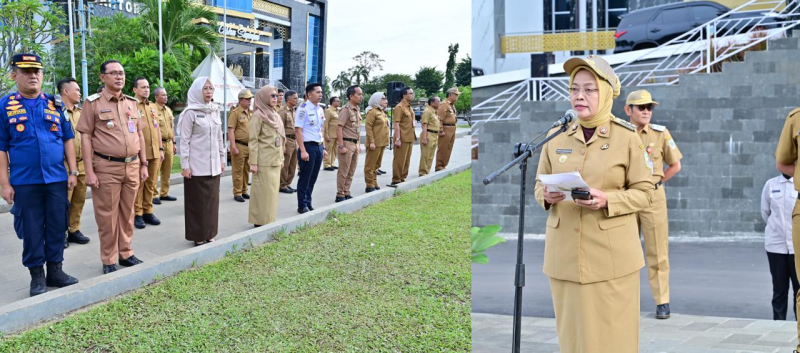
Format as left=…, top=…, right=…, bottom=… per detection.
left=323, top=167, right=335, bottom=171
left=288, top=187, right=296, bottom=192
left=142, top=213, right=161, bottom=225
left=119, top=255, right=144, bottom=267
left=377, top=169, right=386, bottom=175
left=160, top=195, right=177, bottom=201
left=333, top=166, right=339, bottom=170
left=366, top=187, right=377, bottom=193
left=279, top=188, right=293, bottom=194
left=134, top=216, right=145, bottom=229
left=29, top=266, right=46, bottom=297
left=345, top=195, right=352, bottom=200
left=152, top=198, right=162, bottom=205
left=298, top=207, right=309, bottom=214
left=234, top=196, right=246, bottom=202
left=46, top=262, right=78, bottom=288
left=335, top=196, right=345, bottom=203
left=242, top=194, right=250, bottom=199
left=67, top=230, right=90, bottom=244
left=308, top=205, right=314, bottom=211
left=64, top=235, right=69, bottom=249
left=656, top=304, right=670, bottom=319
left=103, top=264, right=118, bottom=274
left=388, top=182, right=400, bottom=188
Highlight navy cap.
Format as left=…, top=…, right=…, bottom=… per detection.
left=11, top=53, right=43, bottom=69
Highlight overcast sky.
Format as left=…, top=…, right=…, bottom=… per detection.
left=325, top=0, right=471, bottom=80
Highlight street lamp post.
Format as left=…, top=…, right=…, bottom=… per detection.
left=158, top=0, right=163, bottom=87
left=67, top=0, right=76, bottom=78
left=78, top=0, right=89, bottom=98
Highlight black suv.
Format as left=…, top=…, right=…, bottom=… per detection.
left=614, top=1, right=777, bottom=53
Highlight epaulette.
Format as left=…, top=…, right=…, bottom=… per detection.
left=124, top=94, right=137, bottom=101
left=649, top=123, right=666, bottom=132
left=86, top=93, right=100, bottom=102
left=301, top=103, right=307, bottom=108
left=612, top=117, right=636, bottom=131
left=788, top=108, right=800, bottom=119
left=51, top=95, right=63, bottom=110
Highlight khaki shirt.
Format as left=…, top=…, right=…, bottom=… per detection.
left=337, top=103, right=361, bottom=140
left=421, top=105, right=440, bottom=132
left=249, top=113, right=284, bottom=167
left=324, top=107, right=339, bottom=141
left=64, top=105, right=84, bottom=173
left=77, top=91, right=144, bottom=159
left=394, top=102, right=416, bottom=143
left=156, top=104, right=175, bottom=141
left=534, top=118, right=655, bottom=284
left=227, top=105, right=251, bottom=142
left=136, top=98, right=161, bottom=160
left=438, top=100, right=457, bottom=125
left=365, top=108, right=389, bottom=147
left=637, top=124, right=683, bottom=183
left=278, top=105, right=296, bottom=137
left=776, top=108, right=800, bottom=191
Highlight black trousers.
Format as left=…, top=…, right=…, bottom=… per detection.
left=767, top=251, right=800, bottom=320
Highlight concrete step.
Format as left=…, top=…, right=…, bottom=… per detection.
left=767, top=36, right=800, bottom=50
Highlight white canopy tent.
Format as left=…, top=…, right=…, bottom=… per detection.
left=191, top=52, right=246, bottom=110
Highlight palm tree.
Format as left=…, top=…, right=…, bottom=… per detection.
left=138, top=0, right=219, bottom=59
left=331, top=71, right=351, bottom=97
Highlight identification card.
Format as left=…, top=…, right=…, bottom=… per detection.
left=275, top=136, right=281, bottom=147
left=128, top=120, right=136, bottom=133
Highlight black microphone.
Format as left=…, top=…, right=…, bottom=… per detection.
left=550, top=109, right=577, bottom=128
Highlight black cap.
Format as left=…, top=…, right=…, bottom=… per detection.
left=11, top=53, right=43, bottom=69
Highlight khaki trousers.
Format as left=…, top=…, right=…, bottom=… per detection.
left=280, top=138, right=298, bottom=189
left=418, top=134, right=439, bottom=176
left=323, top=138, right=338, bottom=168
left=67, top=161, right=86, bottom=233
left=91, top=156, right=139, bottom=265
left=159, top=141, right=174, bottom=197
left=435, top=126, right=456, bottom=171
left=336, top=141, right=358, bottom=197
left=637, top=185, right=670, bottom=305
left=231, top=142, right=250, bottom=196
left=135, top=158, right=160, bottom=216
left=550, top=270, right=640, bottom=353
left=364, top=146, right=385, bottom=188
left=392, top=142, right=413, bottom=184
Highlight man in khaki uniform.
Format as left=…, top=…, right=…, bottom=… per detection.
left=436, top=87, right=459, bottom=171
left=323, top=96, right=340, bottom=171
left=624, top=89, right=683, bottom=320
left=228, top=89, right=253, bottom=202
left=277, top=88, right=285, bottom=109
left=418, top=97, right=441, bottom=176
left=279, top=90, right=299, bottom=193
left=132, top=77, right=163, bottom=229
left=774, top=107, right=800, bottom=351
left=78, top=60, right=148, bottom=274
left=58, top=78, right=91, bottom=248
left=153, top=87, right=177, bottom=203
left=335, top=86, right=363, bottom=202
left=390, top=87, right=417, bottom=186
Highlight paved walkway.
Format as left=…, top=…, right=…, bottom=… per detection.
left=0, top=135, right=471, bottom=307
left=472, top=312, right=799, bottom=352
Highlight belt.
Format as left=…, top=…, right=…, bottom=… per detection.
left=162, top=139, right=172, bottom=143
left=94, top=152, right=138, bottom=163
left=286, top=134, right=296, bottom=139
left=343, top=138, right=358, bottom=143
left=427, top=129, right=439, bottom=133
left=655, top=181, right=663, bottom=190
left=443, top=123, right=456, bottom=127
left=235, top=140, right=248, bottom=146
left=304, top=141, right=323, bottom=145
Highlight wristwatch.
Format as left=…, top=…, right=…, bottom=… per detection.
left=69, top=171, right=79, bottom=176
left=141, top=161, right=149, bottom=167
left=159, top=147, right=164, bottom=151
left=338, top=145, right=345, bottom=149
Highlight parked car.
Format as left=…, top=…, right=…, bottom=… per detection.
left=614, top=1, right=779, bottom=53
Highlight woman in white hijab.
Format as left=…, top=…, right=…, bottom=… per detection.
left=178, top=77, right=226, bottom=246
left=363, top=92, right=390, bottom=192
left=248, top=86, right=285, bottom=227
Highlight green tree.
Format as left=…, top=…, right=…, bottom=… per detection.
left=139, top=0, right=219, bottom=67
left=414, top=66, right=444, bottom=97
left=455, top=86, right=471, bottom=113
left=323, top=75, right=332, bottom=101
left=455, top=55, right=472, bottom=87
left=104, top=48, right=192, bottom=106
left=361, top=73, right=414, bottom=97
left=331, top=71, right=351, bottom=97
left=348, top=51, right=384, bottom=86
left=444, top=43, right=459, bottom=90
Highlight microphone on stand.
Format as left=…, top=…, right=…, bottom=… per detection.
left=549, top=109, right=577, bottom=129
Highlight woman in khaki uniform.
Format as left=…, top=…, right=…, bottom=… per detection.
left=534, top=56, right=654, bottom=352
left=248, top=86, right=285, bottom=227
left=363, top=92, right=389, bottom=192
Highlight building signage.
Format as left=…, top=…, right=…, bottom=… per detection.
left=218, top=23, right=261, bottom=43
left=96, top=0, right=142, bottom=15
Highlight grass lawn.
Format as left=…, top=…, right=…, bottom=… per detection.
left=171, top=155, right=181, bottom=174
left=0, top=171, right=472, bottom=351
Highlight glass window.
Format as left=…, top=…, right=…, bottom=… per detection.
left=660, top=7, right=689, bottom=24
left=306, top=15, right=322, bottom=85
left=554, top=0, right=569, bottom=12
left=274, top=49, right=283, bottom=68
left=608, top=9, right=627, bottom=28
left=692, top=5, right=720, bottom=21
left=213, top=0, right=251, bottom=13
left=608, top=0, right=627, bottom=9
left=555, top=14, right=570, bottom=30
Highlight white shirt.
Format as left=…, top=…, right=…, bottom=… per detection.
left=761, top=175, right=795, bottom=254
left=294, top=101, right=324, bottom=143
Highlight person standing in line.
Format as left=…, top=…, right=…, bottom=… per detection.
left=363, top=92, right=389, bottom=193
left=227, top=89, right=253, bottom=202
left=178, top=77, right=226, bottom=246
left=418, top=96, right=441, bottom=177
left=249, top=86, right=285, bottom=227
left=323, top=96, right=340, bottom=171
left=761, top=173, right=800, bottom=320
left=294, top=83, right=327, bottom=214
left=57, top=77, right=91, bottom=248
left=278, top=90, right=299, bottom=194
left=153, top=87, right=178, bottom=203
left=390, top=87, right=416, bottom=187
left=335, top=85, right=363, bottom=202
left=435, top=87, right=460, bottom=171
left=131, top=77, right=163, bottom=229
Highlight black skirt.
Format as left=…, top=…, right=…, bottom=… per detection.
left=184, top=175, right=220, bottom=242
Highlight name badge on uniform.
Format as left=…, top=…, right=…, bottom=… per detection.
left=275, top=136, right=281, bottom=147
left=101, top=109, right=112, bottom=113
left=556, top=149, right=572, bottom=154
left=154, top=118, right=158, bottom=128
left=128, top=120, right=136, bottom=133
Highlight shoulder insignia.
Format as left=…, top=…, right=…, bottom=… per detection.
left=649, top=123, right=666, bottom=132
left=612, top=117, right=636, bottom=131
left=51, top=96, right=63, bottom=109
left=301, top=103, right=307, bottom=108
left=124, top=94, right=137, bottom=101
left=87, top=94, right=100, bottom=102
left=788, top=108, right=800, bottom=119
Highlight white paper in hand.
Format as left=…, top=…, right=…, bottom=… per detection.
left=538, top=172, right=591, bottom=201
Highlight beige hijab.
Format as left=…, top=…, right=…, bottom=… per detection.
left=253, top=85, right=285, bottom=138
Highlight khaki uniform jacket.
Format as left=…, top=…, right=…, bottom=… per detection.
left=637, top=123, right=683, bottom=183
left=438, top=100, right=457, bottom=125
left=776, top=108, right=800, bottom=191
left=394, top=102, right=416, bottom=143
left=324, top=107, right=339, bottom=141
left=249, top=116, right=284, bottom=167
left=136, top=98, right=161, bottom=160
left=65, top=106, right=84, bottom=173
left=77, top=92, right=144, bottom=159
left=156, top=104, right=175, bottom=141
left=227, top=105, right=251, bottom=142
left=278, top=105, right=296, bottom=137
left=534, top=118, right=655, bottom=284
left=365, top=108, right=389, bottom=147
left=421, top=105, right=441, bottom=132
left=337, top=103, right=361, bottom=140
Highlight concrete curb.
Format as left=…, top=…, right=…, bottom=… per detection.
left=0, top=162, right=471, bottom=334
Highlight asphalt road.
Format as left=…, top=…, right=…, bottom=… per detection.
left=472, top=239, right=789, bottom=321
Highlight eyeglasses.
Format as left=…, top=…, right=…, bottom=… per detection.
left=103, top=71, right=125, bottom=77
left=270, top=94, right=278, bottom=98
left=632, top=104, right=654, bottom=111
left=569, top=87, right=599, bottom=96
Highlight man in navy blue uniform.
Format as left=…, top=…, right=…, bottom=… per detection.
left=0, top=53, right=80, bottom=296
